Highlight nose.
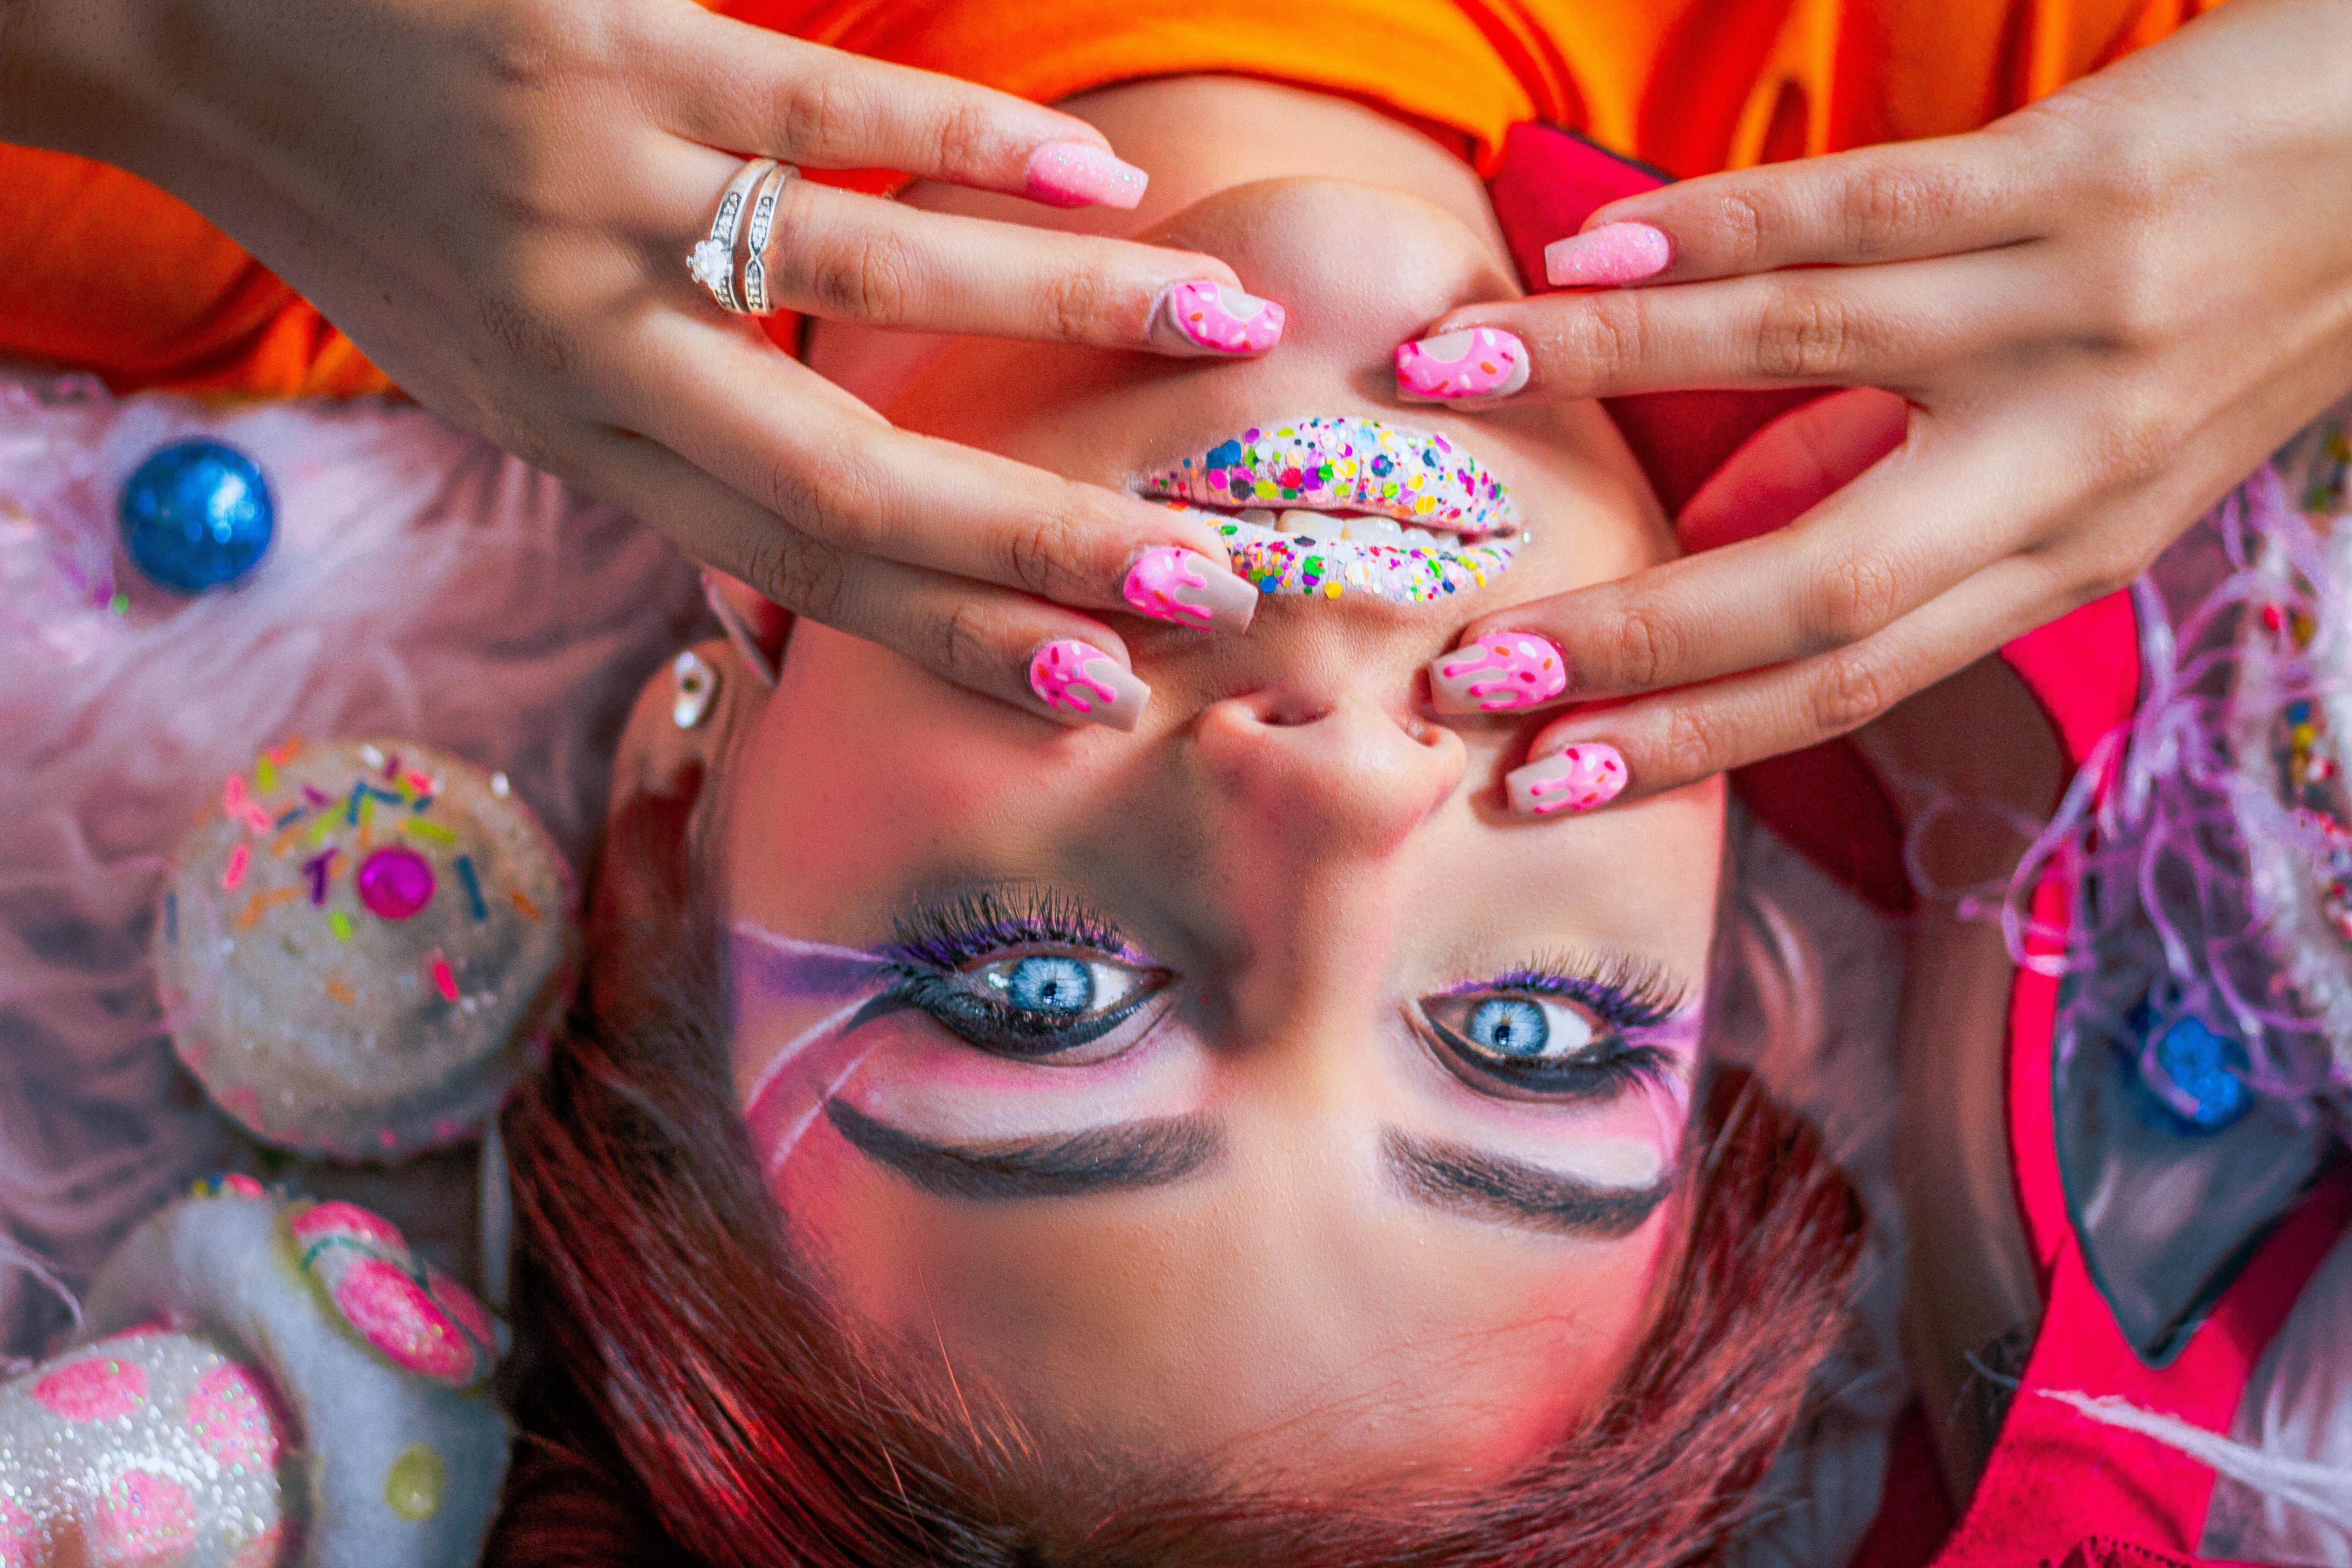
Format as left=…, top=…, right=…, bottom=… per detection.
left=1191, top=685, right=1465, bottom=863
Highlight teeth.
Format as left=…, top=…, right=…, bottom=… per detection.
left=1351, top=516, right=1405, bottom=546
left=1275, top=508, right=1338, bottom=542
left=1239, top=508, right=1277, bottom=527
left=1401, top=528, right=1439, bottom=550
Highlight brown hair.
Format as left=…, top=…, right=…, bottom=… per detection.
left=488, top=778, right=1865, bottom=1568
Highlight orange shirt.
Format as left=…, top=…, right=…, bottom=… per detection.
left=0, top=0, right=2218, bottom=399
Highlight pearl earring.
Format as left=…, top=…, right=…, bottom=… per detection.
left=671, top=650, right=719, bottom=729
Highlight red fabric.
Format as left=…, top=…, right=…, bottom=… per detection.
left=1850, top=1404, right=1960, bottom=1568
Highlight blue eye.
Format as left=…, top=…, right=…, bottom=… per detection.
left=1465, top=997, right=1549, bottom=1057
left=993, top=955, right=1095, bottom=1015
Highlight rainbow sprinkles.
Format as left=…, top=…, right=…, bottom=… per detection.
left=1142, top=417, right=1521, bottom=606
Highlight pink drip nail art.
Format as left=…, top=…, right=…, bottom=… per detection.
left=1028, top=640, right=1150, bottom=730
left=1395, top=328, right=1530, bottom=401
left=1428, top=632, right=1568, bottom=714
left=1023, top=141, right=1148, bottom=209
left=1122, top=546, right=1256, bottom=632
left=1544, top=222, right=1673, bottom=288
left=1507, top=744, right=1628, bottom=816
left=1149, top=281, right=1285, bottom=355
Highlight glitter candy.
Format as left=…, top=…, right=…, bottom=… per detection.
left=1147, top=417, right=1516, bottom=540
left=329, top=910, right=353, bottom=942
left=386, top=1443, right=448, bottom=1521
left=221, top=843, right=250, bottom=891
left=1155, top=503, right=1518, bottom=607
left=455, top=855, right=488, bottom=921
left=510, top=888, right=542, bottom=921
left=431, top=951, right=459, bottom=1003
left=402, top=816, right=458, bottom=845
left=354, top=847, right=435, bottom=921
left=324, top=976, right=356, bottom=1006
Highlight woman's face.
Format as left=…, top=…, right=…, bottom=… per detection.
left=708, top=171, right=1726, bottom=1495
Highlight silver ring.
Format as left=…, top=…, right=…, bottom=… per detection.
left=688, top=157, right=779, bottom=314
left=737, top=162, right=800, bottom=318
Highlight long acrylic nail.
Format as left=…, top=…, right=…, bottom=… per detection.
left=1024, top=141, right=1148, bottom=209
left=1148, top=280, right=1285, bottom=355
left=1544, top=222, right=1672, bottom=288
left=1029, top=639, right=1150, bottom=730
left=1507, top=744, right=1627, bottom=815
left=1123, top=546, right=1256, bottom=632
left=1428, top=632, right=1568, bottom=714
left=1395, top=327, right=1530, bottom=401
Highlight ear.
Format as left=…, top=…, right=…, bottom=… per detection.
left=592, top=637, right=761, bottom=997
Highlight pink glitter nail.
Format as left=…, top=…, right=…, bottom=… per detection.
left=1544, top=222, right=1673, bottom=288
left=1122, top=546, right=1256, bottom=632
left=1395, top=327, right=1530, bottom=400
left=1428, top=632, right=1568, bottom=714
left=1507, top=744, right=1628, bottom=815
left=1149, top=281, right=1285, bottom=355
left=1028, top=639, right=1149, bottom=730
left=1023, top=141, right=1148, bottom=209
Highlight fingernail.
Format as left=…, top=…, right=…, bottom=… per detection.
left=1427, top=632, right=1568, bottom=715
left=1029, top=639, right=1150, bottom=730
left=1544, top=221, right=1672, bottom=288
left=1395, top=327, right=1530, bottom=401
left=1123, top=546, right=1256, bottom=632
left=1507, top=744, right=1628, bottom=816
left=1148, top=280, right=1285, bottom=355
left=1024, top=141, right=1148, bottom=209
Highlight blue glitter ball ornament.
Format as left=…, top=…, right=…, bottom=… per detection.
left=119, top=440, right=274, bottom=593
left=2122, top=1005, right=2252, bottom=1133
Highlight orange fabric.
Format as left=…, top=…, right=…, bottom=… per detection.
left=0, top=0, right=2222, bottom=400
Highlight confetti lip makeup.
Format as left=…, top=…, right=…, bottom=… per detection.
left=1137, top=417, right=1521, bottom=606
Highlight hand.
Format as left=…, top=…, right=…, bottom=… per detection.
left=1400, top=0, right=2352, bottom=808
left=5, top=0, right=1274, bottom=722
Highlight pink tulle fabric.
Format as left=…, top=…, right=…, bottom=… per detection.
left=0, top=373, right=703, bottom=1361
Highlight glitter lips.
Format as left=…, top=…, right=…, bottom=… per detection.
left=1140, top=418, right=1521, bottom=607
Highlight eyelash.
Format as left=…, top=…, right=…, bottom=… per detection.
left=879, top=888, right=1167, bottom=1060
left=1417, top=952, right=1687, bottom=1099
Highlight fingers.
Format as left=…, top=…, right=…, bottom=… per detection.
left=658, top=11, right=1147, bottom=209
left=572, top=423, right=1156, bottom=729
left=730, top=165, right=1274, bottom=353
left=626, top=313, right=1256, bottom=625
left=1401, top=248, right=2062, bottom=402
left=1567, top=129, right=2047, bottom=283
left=1497, top=555, right=2064, bottom=814
left=1428, top=431, right=2051, bottom=717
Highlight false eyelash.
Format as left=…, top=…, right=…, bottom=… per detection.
left=883, top=886, right=1133, bottom=972
left=1460, top=951, right=1690, bottom=1032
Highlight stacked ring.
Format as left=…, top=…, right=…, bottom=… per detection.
left=688, top=156, right=801, bottom=317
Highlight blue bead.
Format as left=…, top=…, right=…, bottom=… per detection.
left=2145, top=1014, right=2252, bottom=1131
left=119, top=440, right=274, bottom=594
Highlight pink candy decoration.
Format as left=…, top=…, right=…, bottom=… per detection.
left=333, top=1258, right=480, bottom=1385
left=189, top=1363, right=282, bottom=1470
left=289, top=1199, right=409, bottom=1253
left=1160, top=282, right=1284, bottom=354
left=292, top=1199, right=500, bottom=1388
left=1519, top=744, right=1628, bottom=815
left=1029, top=640, right=1121, bottom=717
left=93, top=1470, right=196, bottom=1563
left=1122, top=547, right=1213, bottom=626
left=353, top=845, right=434, bottom=921
left=33, top=1353, right=147, bottom=1421
left=1394, top=328, right=1529, bottom=400
left=1436, top=632, right=1568, bottom=711
left=220, top=842, right=248, bottom=892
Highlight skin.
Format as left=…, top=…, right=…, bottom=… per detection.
left=1414, top=0, right=2352, bottom=809
left=611, top=79, right=2073, bottom=1512
left=636, top=122, right=1730, bottom=1492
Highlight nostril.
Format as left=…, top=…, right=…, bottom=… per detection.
left=1235, top=688, right=1333, bottom=728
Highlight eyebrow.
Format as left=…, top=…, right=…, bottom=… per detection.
left=824, top=1100, right=1224, bottom=1200
left=1382, top=1129, right=1672, bottom=1240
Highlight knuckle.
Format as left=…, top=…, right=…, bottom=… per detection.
left=931, top=598, right=1001, bottom=684
left=1841, top=164, right=1943, bottom=259
left=1558, top=295, right=1647, bottom=387
left=999, top=504, right=1088, bottom=600
left=806, top=224, right=923, bottom=324
left=2081, top=376, right=2191, bottom=487
left=1752, top=286, right=1862, bottom=380
left=776, top=67, right=862, bottom=160
left=1040, top=264, right=1114, bottom=343
left=1811, top=546, right=1909, bottom=648
left=928, top=96, right=997, bottom=181
left=766, top=441, right=887, bottom=541
left=1653, top=704, right=1728, bottom=787
left=1592, top=600, right=1684, bottom=692
left=1808, top=646, right=1897, bottom=737
left=756, top=534, right=850, bottom=624
left=1713, top=191, right=1770, bottom=270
